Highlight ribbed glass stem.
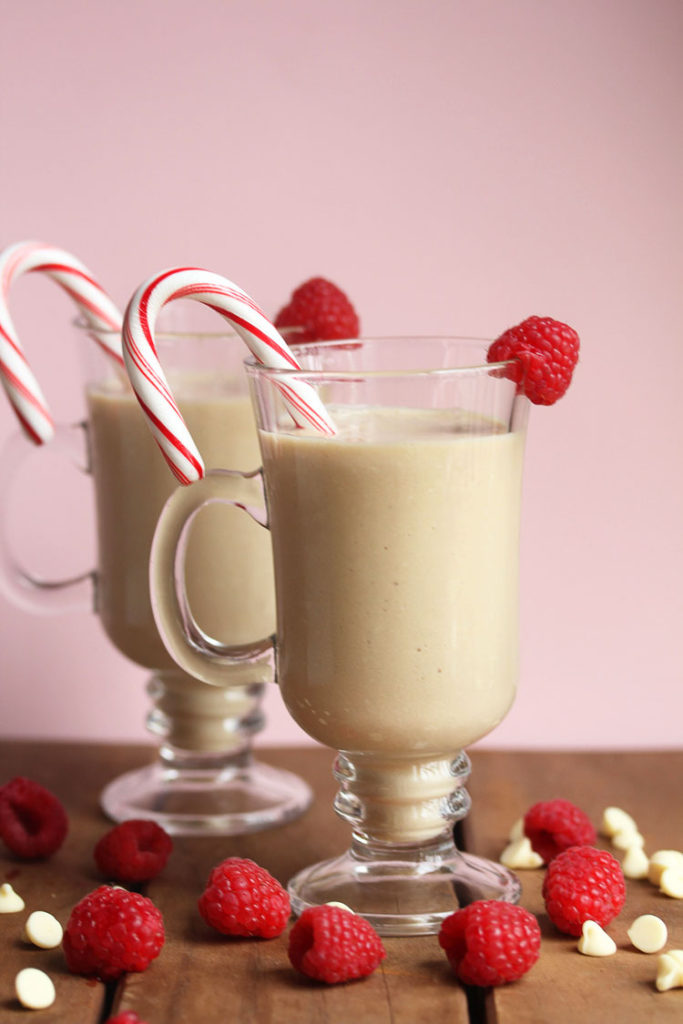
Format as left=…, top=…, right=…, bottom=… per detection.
left=333, top=750, right=472, bottom=846
left=145, top=669, right=264, bottom=756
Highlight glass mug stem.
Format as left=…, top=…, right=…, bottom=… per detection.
left=146, top=670, right=266, bottom=755
left=333, top=751, right=472, bottom=845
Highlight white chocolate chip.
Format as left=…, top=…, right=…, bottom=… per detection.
left=15, top=967, right=56, bottom=1010
left=500, top=836, right=544, bottom=870
left=627, top=914, right=668, bottom=953
left=648, top=850, right=683, bottom=886
left=656, top=952, right=683, bottom=992
left=24, top=910, right=63, bottom=949
left=577, top=920, right=617, bottom=957
left=622, top=844, right=650, bottom=880
left=660, top=868, right=683, bottom=899
left=601, top=806, right=638, bottom=838
left=325, top=901, right=354, bottom=913
left=0, top=882, right=25, bottom=913
left=508, top=817, right=525, bottom=841
left=612, top=829, right=645, bottom=851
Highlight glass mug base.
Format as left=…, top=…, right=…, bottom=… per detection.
left=287, top=835, right=521, bottom=936
left=99, top=669, right=312, bottom=836
left=100, top=753, right=312, bottom=837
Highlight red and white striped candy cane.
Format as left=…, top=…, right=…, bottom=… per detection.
left=0, top=240, right=124, bottom=444
left=122, top=267, right=336, bottom=485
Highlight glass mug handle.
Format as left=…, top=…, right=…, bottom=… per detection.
left=149, top=468, right=275, bottom=687
left=0, top=424, right=95, bottom=614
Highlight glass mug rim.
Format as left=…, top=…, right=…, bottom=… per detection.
left=72, top=317, right=306, bottom=344
left=244, top=336, right=516, bottom=381
left=73, top=321, right=516, bottom=377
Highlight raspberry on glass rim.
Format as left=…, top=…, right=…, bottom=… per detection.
left=274, top=277, right=360, bottom=343
left=487, top=315, right=579, bottom=405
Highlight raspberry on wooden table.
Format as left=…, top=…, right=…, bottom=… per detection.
left=198, top=857, right=290, bottom=938
left=63, top=885, right=164, bottom=981
left=94, top=819, right=173, bottom=883
left=439, top=900, right=541, bottom=987
left=523, top=798, right=596, bottom=863
left=543, top=846, right=626, bottom=936
left=106, top=1013, right=147, bottom=1024
left=288, top=905, right=386, bottom=984
left=487, top=315, right=579, bottom=405
left=0, top=776, right=68, bottom=859
left=274, top=277, right=360, bottom=342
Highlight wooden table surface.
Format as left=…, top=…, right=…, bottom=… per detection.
left=0, top=742, right=681, bottom=1023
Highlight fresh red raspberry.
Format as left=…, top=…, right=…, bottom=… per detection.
left=274, top=277, right=360, bottom=343
left=438, top=900, right=541, bottom=987
left=543, top=846, right=626, bottom=936
left=288, top=905, right=386, bottom=984
left=198, top=857, right=290, bottom=938
left=106, top=1014, right=147, bottom=1024
left=63, top=885, right=164, bottom=981
left=94, top=819, right=173, bottom=883
left=523, top=799, right=596, bottom=863
left=0, top=776, right=68, bottom=859
left=487, top=315, right=579, bottom=405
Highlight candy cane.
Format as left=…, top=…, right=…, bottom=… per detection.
left=122, top=267, right=336, bottom=485
left=0, top=240, right=124, bottom=444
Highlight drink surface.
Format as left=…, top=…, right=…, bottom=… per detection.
left=261, top=405, right=525, bottom=756
left=87, top=373, right=275, bottom=669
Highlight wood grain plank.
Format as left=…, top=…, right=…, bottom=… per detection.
left=3, top=742, right=681, bottom=1023
left=464, top=749, right=683, bottom=1024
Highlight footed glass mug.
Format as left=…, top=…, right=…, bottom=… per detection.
left=0, top=309, right=312, bottom=835
left=150, top=336, right=529, bottom=933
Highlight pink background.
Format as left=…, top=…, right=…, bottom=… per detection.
left=1, top=0, right=682, bottom=751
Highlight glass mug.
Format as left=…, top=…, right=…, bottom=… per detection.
left=149, top=336, right=529, bottom=933
left=0, top=309, right=312, bottom=834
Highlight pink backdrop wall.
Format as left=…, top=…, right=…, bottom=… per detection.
left=1, top=0, right=681, bottom=751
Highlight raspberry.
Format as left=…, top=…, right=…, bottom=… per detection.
left=106, top=1014, right=147, bottom=1024
left=94, top=819, right=173, bottom=883
left=523, top=799, right=596, bottom=863
left=543, top=846, right=626, bottom=936
left=198, top=857, right=290, bottom=938
left=487, top=315, right=579, bottom=405
left=63, top=885, right=164, bottom=981
left=274, top=277, right=360, bottom=343
left=0, top=776, right=68, bottom=859
left=438, top=900, right=541, bottom=987
left=288, top=905, right=386, bottom=984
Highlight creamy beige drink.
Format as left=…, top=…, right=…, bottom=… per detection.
left=261, top=405, right=525, bottom=760
left=87, top=374, right=275, bottom=670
